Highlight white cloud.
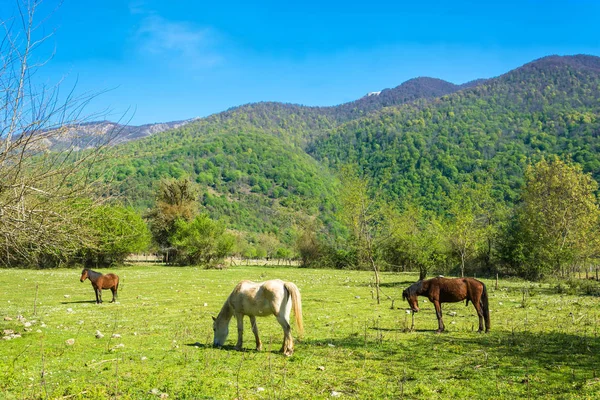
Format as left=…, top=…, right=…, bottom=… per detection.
left=134, top=14, right=222, bottom=68
left=128, top=1, right=147, bottom=15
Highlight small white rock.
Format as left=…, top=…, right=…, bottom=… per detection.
left=66, top=308, right=73, bottom=313
left=203, top=303, right=208, bottom=307
left=111, top=334, right=121, bottom=338
left=256, top=387, right=265, bottom=392
left=331, top=391, right=342, bottom=397
left=95, top=330, right=104, bottom=339
left=327, top=343, right=335, bottom=347
left=65, top=338, right=75, bottom=346
left=64, top=295, right=71, bottom=298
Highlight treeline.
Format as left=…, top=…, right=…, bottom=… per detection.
left=300, top=158, right=600, bottom=281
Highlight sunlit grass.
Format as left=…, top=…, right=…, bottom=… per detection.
left=1, top=265, right=599, bottom=399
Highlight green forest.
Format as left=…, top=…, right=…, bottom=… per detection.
left=4, top=55, right=600, bottom=285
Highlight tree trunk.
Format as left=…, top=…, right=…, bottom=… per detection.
left=369, top=255, right=380, bottom=304
left=419, top=268, right=427, bottom=281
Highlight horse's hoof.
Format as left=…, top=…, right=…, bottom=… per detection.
left=283, top=349, right=293, bottom=357
left=435, top=329, right=444, bottom=334
left=256, top=345, right=263, bottom=351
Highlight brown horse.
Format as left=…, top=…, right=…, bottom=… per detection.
left=80, top=269, right=119, bottom=304
left=402, top=277, right=490, bottom=333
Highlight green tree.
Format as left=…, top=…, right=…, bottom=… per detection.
left=512, top=157, right=600, bottom=279
left=446, top=184, right=493, bottom=277
left=170, top=214, right=234, bottom=266
left=80, top=205, right=151, bottom=267
left=338, top=167, right=383, bottom=303
left=380, top=204, right=448, bottom=280
left=147, top=178, right=199, bottom=262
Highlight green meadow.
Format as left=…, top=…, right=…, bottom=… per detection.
left=1, top=265, right=599, bottom=399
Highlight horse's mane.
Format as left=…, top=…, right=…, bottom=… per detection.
left=404, top=280, right=424, bottom=299
left=84, top=269, right=102, bottom=279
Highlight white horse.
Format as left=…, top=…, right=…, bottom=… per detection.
left=212, top=279, right=304, bottom=356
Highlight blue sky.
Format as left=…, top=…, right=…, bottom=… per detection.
left=2, top=0, right=599, bottom=125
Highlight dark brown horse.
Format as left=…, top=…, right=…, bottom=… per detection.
left=80, top=269, right=119, bottom=304
left=402, top=277, right=490, bottom=333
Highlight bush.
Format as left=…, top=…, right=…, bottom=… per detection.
left=78, top=205, right=151, bottom=267
left=170, top=214, right=234, bottom=266
left=553, top=278, right=600, bottom=296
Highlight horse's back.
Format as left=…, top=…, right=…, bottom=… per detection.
left=230, top=279, right=286, bottom=316
left=99, top=273, right=119, bottom=289
left=432, top=277, right=470, bottom=302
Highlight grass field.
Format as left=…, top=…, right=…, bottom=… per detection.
left=1, top=265, right=599, bottom=399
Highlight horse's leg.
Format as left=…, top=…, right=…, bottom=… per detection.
left=97, top=288, right=103, bottom=304
left=276, top=314, right=293, bottom=356
left=472, top=293, right=485, bottom=332
left=234, top=313, right=244, bottom=351
left=110, top=287, right=116, bottom=303
left=93, top=285, right=100, bottom=304
left=434, top=301, right=444, bottom=333
left=249, top=316, right=262, bottom=351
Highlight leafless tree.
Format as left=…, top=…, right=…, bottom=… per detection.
left=0, top=1, right=119, bottom=267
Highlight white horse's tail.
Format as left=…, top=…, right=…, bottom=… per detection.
left=284, top=282, right=304, bottom=337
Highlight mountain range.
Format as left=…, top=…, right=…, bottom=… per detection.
left=87, top=54, right=600, bottom=248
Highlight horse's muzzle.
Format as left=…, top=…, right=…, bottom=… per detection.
left=411, top=307, right=419, bottom=313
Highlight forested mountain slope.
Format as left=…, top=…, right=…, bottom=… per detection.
left=101, top=54, right=600, bottom=244
left=100, top=74, right=475, bottom=238
left=309, top=55, right=600, bottom=211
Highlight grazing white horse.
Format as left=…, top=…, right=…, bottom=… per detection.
left=212, top=279, right=304, bottom=356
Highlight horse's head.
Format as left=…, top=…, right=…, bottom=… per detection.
left=80, top=269, right=88, bottom=282
left=212, top=316, right=229, bottom=347
left=402, top=287, right=420, bottom=313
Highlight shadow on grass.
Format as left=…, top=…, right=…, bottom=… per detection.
left=303, top=329, right=600, bottom=374
left=355, top=280, right=415, bottom=289
left=185, top=342, right=285, bottom=354
left=60, top=300, right=97, bottom=304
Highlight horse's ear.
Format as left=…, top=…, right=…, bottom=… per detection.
left=212, top=316, right=216, bottom=321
